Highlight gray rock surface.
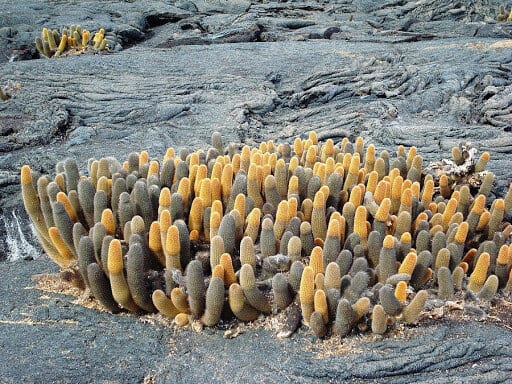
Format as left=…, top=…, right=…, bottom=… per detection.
left=0, top=259, right=171, bottom=384
left=0, top=0, right=511, bottom=382
left=158, top=319, right=512, bottom=384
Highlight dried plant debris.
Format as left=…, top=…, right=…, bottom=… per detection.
left=22, top=130, right=512, bottom=341
left=423, top=143, right=487, bottom=187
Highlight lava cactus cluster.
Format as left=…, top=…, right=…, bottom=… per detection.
left=35, top=25, right=108, bottom=58
left=21, top=132, right=512, bottom=338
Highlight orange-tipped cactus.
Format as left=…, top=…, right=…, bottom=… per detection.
left=378, top=235, right=397, bottom=283
left=476, top=211, right=491, bottom=232
left=21, top=165, right=53, bottom=245
left=158, top=187, right=172, bottom=214
left=314, top=289, right=329, bottom=324
left=220, top=163, right=233, bottom=205
left=211, top=264, right=225, bottom=281
left=173, top=312, right=189, bottom=327
left=442, top=198, right=458, bottom=231
left=305, top=145, right=317, bottom=168
left=247, top=163, right=264, bottom=209
left=300, top=266, right=315, bottom=325
left=239, top=264, right=271, bottom=314
left=165, top=225, right=181, bottom=270
left=209, top=211, right=221, bottom=240
left=343, top=154, right=360, bottom=191
left=293, top=137, right=303, bottom=157
left=48, top=227, right=76, bottom=267
left=454, top=221, right=469, bottom=244
left=374, top=197, right=391, bottom=235
left=56, top=192, right=77, bottom=222
left=274, top=200, right=289, bottom=241
left=288, top=175, right=299, bottom=199
left=311, top=190, right=327, bottom=240
left=170, top=288, right=190, bottom=314
left=234, top=193, right=246, bottom=222
left=229, top=283, right=260, bottom=322
left=244, top=208, right=261, bottom=243
left=188, top=197, right=204, bottom=234
left=487, top=199, right=505, bottom=240
left=398, top=188, right=413, bottom=216
left=468, top=252, right=490, bottom=292
left=353, top=205, right=368, bottom=243
left=475, top=151, right=490, bottom=172
left=349, top=184, right=363, bottom=207
left=309, top=246, right=324, bottom=276
left=473, top=206, right=490, bottom=231
left=374, top=180, right=389, bottom=204
left=199, top=178, right=212, bottom=208
left=177, top=177, right=191, bottom=207
left=220, top=253, right=237, bottom=287
left=398, top=252, right=417, bottom=276
left=100, top=208, right=116, bottom=236
left=192, top=164, right=207, bottom=196
left=403, top=290, right=428, bottom=324
left=108, top=239, right=139, bottom=312
left=394, top=281, right=407, bottom=303
left=439, top=174, right=450, bottom=199
left=152, top=290, right=179, bottom=318
left=149, top=221, right=165, bottom=266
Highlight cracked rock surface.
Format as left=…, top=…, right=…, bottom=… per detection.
left=0, top=0, right=511, bottom=382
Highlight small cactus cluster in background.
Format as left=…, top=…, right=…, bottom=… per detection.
left=21, top=132, right=512, bottom=338
left=0, top=80, right=21, bottom=101
left=35, top=25, right=108, bottom=58
left=0, top=86, right=9, bottom=101
left=497, top=5, right=512, bottom=21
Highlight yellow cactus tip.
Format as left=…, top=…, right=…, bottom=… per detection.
left=276, top=201, right=289, bottom=221
left=473, top=194, right=486, bottom=212
left=174, top=313, right=189, bottom=327
left=212, top=264, right=225, bottom=280
left=48, top=226, right=59, bottom=238
left=327, top=219, right=340, bottom=237
left=375, top=198, right=391, bottom=221
left=395, top=281, right=407, bottom=303
left=101, top=208, right=115, bottom=234
left=398, top=252, right=417, bottom=275
left=107, top=239, right=123, bottom=274
left=166, top=226, right=180, bottom=254
left=383, top=235, right=395, bottom=249
left=458, top=261, right=469, bottom=274
left=497, top=245, right=508, bottom=265
left=313, top=191, right=325, bottom=209
left=308, top=131, right=318, bottom=144
left=494, top=199, right=505, bottom=211
left=400, top=232, right=411, bottom=243
left=21, top=165, right=32, bottom=184
left=454, top=221, right=469, bottom=243
left=401, top=188, right=413, bottom=205
left=189, top=229, right=200, bottom=242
